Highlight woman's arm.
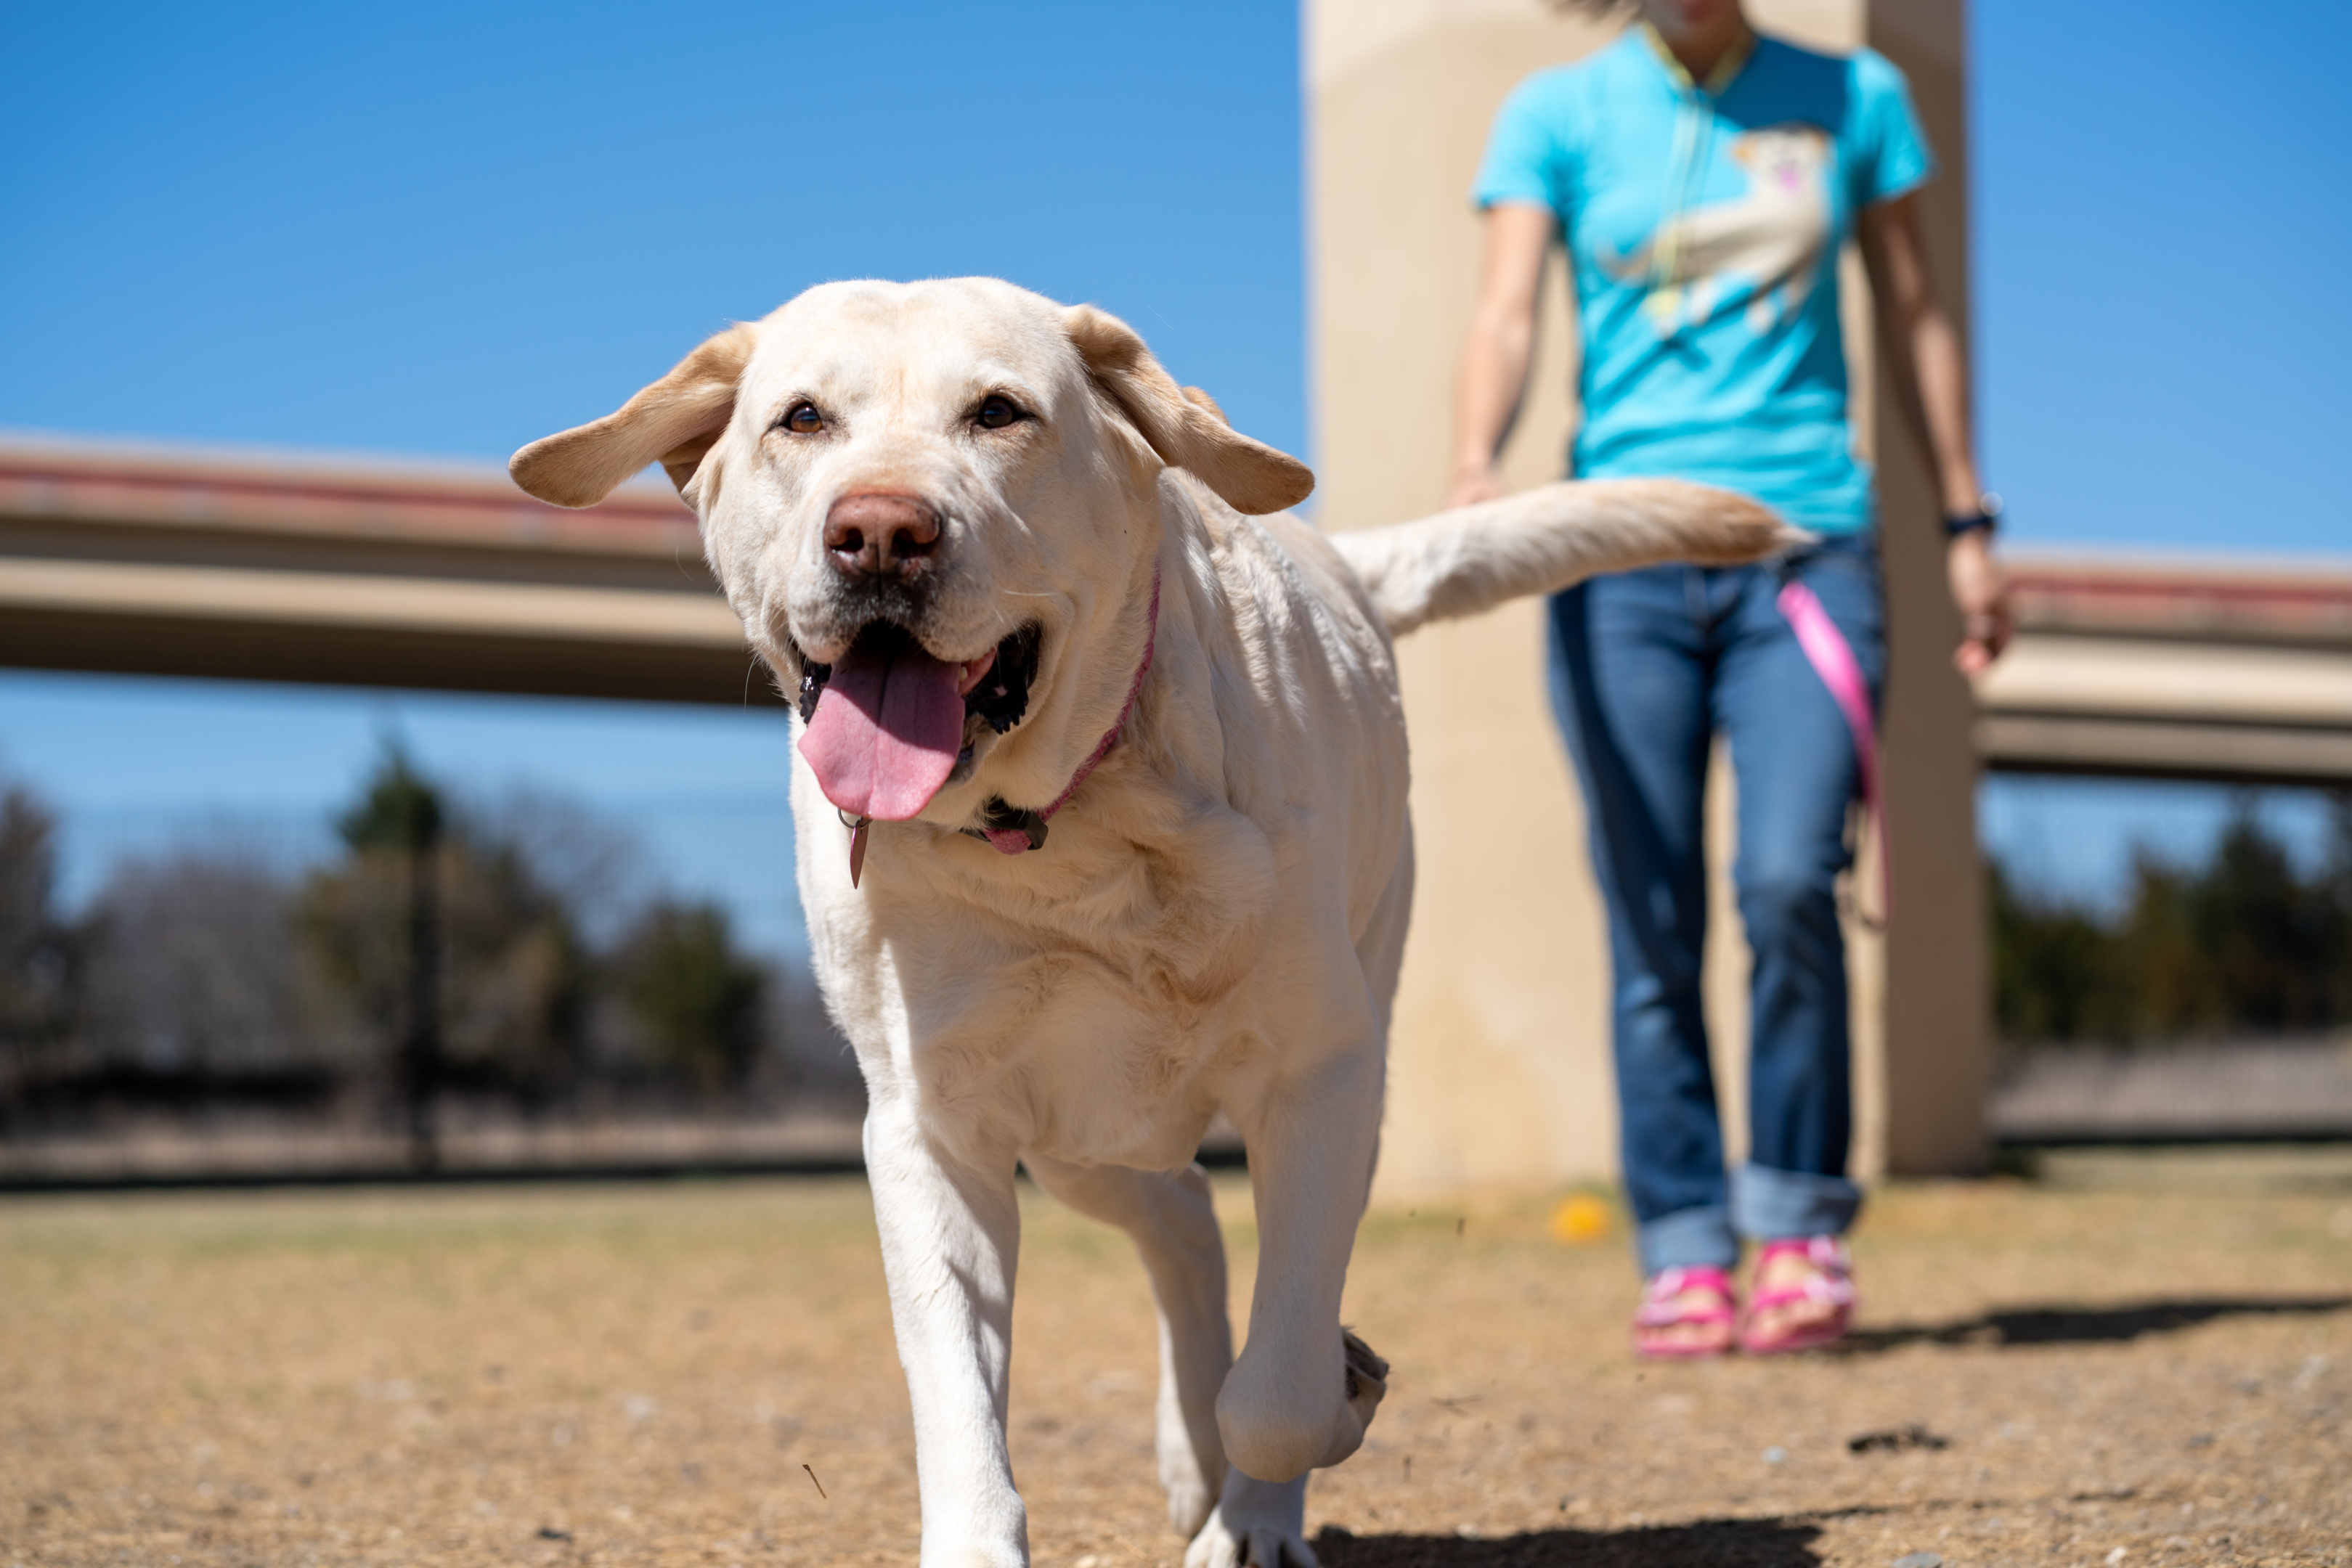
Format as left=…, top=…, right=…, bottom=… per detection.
left=1445, top=203, right=1557, bottom=510
left=1857, top=191, right=2011, bottom=674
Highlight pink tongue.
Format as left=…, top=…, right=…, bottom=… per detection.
left=797, top=642, right=967, bottom=821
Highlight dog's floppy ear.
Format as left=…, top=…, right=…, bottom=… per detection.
left=1064, top=305, right=1313, bottom=515
left=510, top=324, right=757, bottom=507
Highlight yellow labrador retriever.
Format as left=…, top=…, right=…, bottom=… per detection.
left=511, top=277, right=1786, bottom=1568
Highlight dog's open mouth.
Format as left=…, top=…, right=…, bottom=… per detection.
left=795, top=623, right=1041, bottom=821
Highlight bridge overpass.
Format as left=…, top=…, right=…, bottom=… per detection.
left=0, top=434, right=769, bottom=709
left=1981, top=552, right=2352, bottom=785
left=7, top=433, right=2350, bottom=785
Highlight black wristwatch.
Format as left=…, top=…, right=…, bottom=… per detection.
left=1943, top=492, right=2002, bottom=540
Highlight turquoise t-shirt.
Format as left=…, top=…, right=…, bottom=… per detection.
left=1473, top=29, right=1932, bottom=532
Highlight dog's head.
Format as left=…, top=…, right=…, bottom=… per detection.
left=510, top=277, right=1311, bottom=828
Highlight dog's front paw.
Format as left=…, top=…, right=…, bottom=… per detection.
left=1311, top=1328, right=1389, bottom=1469
left=1340, top=1329, right=1387, bottom=1416
left=1184, top=1473, right=1316, bottom=1568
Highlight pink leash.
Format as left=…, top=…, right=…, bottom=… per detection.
left=1775, top=579, right=1889, bottom=924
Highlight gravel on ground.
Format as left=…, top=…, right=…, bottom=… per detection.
left=2, top=1145, right=2348, bottom=1567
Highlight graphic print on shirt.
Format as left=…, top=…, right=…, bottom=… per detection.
left=1595, top=124, right=1831, bottom=338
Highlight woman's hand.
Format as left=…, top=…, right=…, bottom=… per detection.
left=1444, top=462, right=1510, bottom=510
left=1947, top=529, right=2011, bottom=675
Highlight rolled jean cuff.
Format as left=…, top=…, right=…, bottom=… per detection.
left=1730, top=1163, right=1863, bottom=1243
left=1635, top=1202, right=1739, bottom=1278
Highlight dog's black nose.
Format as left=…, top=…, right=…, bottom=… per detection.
left=825, top=492, right=942, bottom=580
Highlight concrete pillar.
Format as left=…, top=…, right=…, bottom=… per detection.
left=1311, top=0, right=1624, bottom=1199
left=1863, top=0, right=1992, bottom=1174
left=1307, top=0, right=1985, bottom=1199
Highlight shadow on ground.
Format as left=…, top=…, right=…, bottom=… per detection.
left=1840, top=1294, right=2352, bottom=1352
left=1313, top=1519, right=1821, bottom=1567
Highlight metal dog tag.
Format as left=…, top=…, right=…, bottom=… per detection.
left=848, top=817, right=871, bottom=889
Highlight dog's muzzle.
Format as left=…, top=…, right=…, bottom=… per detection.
left=793, top=621, right=1043, bottom=822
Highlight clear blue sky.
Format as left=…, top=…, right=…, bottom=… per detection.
left=1, top=1, right=2345, bottom=923
left=0, top=0, right=1304, bottom=463
left=1970, top=0, right=2352, bottom=554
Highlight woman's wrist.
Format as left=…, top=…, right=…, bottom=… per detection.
left=1442, top=456, right=1508, bottom=510
left=1941, top=489, right=2001, bottom=543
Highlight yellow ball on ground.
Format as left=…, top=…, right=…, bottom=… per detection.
left=1549, top=1193, right=1612, bottom=1245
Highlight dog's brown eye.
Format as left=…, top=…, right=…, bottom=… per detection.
left=781, top=402, right=825, bottom=435
left=974, top=394, right=1025, bottom=431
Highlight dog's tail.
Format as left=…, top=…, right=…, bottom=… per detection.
left=1332, top=479, right=1804, bottom=638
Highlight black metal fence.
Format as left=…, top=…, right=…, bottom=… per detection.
left=1980, top=775, right=2352, bottom=1143
left=0, top=754, right=863, bottom=1186
left=14, top=759, right=2347, bottom=1178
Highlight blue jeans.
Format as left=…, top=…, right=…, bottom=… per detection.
left=1544, top=533, right=1885, bottom=1278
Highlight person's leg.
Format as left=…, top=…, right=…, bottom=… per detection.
left=1713, top=535, right=1885, bottom=1344
left=1546, top=568, right=1733, bottom=1296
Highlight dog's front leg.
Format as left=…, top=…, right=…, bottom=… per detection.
left=865, top=1098, right=1028, bottom=1568
left=1219, top=1044, right=1388, bottom=1481
left=1187, top=1045, right=1389, bottom=1568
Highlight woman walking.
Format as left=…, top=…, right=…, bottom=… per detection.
left=1449, top=0, right=2007, bottom=1355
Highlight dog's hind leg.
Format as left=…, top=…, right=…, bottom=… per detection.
left=1021, top=1153, right=1232, bottom=1539
left=865, top=1098, right=1028, bottom=1568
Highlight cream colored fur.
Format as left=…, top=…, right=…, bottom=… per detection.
left=511, top=277, right=1786, bottom=1568
left=1335, top=478, right=1791, bottom=637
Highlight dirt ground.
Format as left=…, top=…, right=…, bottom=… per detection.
left=4, top=1147, right=2349, bottom=1568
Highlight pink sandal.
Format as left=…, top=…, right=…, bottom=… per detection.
left=1740, top=1236, right=1856, bottom=1355
left=1632, top=1265, right=1738, bottom=1359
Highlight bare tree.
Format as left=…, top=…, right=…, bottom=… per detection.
left=0, top=785, right=76, bottom=1113
left=80, top=853, right=315, bottom=1081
